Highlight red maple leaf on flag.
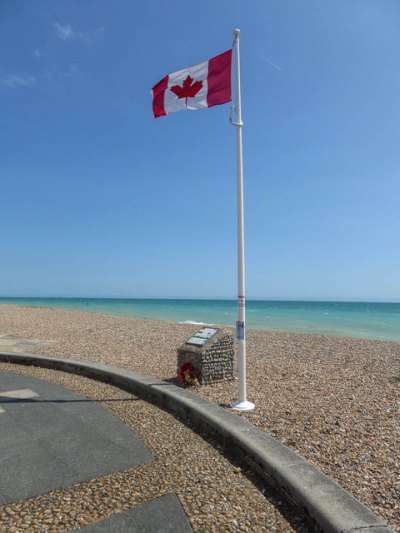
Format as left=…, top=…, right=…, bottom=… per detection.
left=170, top=75, right=203, bottom=106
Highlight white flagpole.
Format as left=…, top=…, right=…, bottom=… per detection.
left=232, top=29, right=255, bottom=411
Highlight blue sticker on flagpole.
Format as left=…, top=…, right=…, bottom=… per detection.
left=236, top=320, right=245, bottom=340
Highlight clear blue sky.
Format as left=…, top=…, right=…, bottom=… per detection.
left=1, top=0, right=399, bottom=301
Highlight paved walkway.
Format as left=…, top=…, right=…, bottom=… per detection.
left=78, top=494, right=192, bottom=532
left=0, top=373, right=193, bottom=532
left=0, top=334, right=56, bottom=353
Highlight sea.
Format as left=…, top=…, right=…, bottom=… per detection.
left=0, top=297, right=399, bottom=342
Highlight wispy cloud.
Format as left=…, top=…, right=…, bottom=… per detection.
left=33, top=49, right=41, bottom=58
left=53, top=22, right=104, bottom=43
left=54, top=22, right=74, bottom=41
left=0, top=74, right=36, bottom=88
left=66, top=65, right=83, bottom=79
left=81, top=26, right=105, bottom=42
left=260, top=54, right=283, bottom=71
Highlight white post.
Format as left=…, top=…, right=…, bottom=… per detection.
left=232, top=29, right=255, bottom=411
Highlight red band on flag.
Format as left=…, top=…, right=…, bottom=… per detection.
left=152, top=75, right=168, bottom=118
left=207, top=49, right=232, bottom=108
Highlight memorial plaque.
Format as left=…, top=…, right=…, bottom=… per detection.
left=196, top=328, right=218, bottom=339
left=187, top=327, right=219, bottom=346
left=187, top=337, right=207, bottom=346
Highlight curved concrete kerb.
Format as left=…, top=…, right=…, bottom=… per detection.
left=0, top=351, right=394, bottom=533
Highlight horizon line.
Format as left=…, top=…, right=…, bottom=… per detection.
left=0, top=296, right=399, bottom=304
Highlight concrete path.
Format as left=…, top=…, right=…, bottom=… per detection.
left=0, top=334, right=56, bottom=354
left=0, top=372, right=193, bottom=532
left=77, top=494, right=193, bottom=532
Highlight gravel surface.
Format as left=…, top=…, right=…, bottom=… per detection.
left=0, top=304, right=399, bottom=531
left=0, top=363, right=311, bottom=532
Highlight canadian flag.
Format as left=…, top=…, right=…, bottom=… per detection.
left=152, top=49, right=232, bottom=118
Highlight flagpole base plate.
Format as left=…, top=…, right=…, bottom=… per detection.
left=231, top=400, right=255, bottom=411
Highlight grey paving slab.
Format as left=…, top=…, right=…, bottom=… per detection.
left=42, top=423, right=149, bottom=478
left=0, top=336, right=56, bottom=353
left=4, top=400, right=99, bottom=441
left=0, top=409, right=15, bottom=427
left=0, top=338, right=21, bottom=346
left=0, top=372, right=154, bottom=504
left=77, top=494, right=193, bottom=533
left=77, top=407, right=146, bottom=449
left=0, top=440, right=78, bottom=504
left=0, top=418, right=31, bottom=449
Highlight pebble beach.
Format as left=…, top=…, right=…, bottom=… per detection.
left=0, top=304, right=399, bottom=531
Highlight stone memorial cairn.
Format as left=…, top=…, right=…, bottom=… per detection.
left=177, top=327, right=234, bottom=385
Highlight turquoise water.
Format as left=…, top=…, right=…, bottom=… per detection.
left=0, top=297, right=399, bottom=341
